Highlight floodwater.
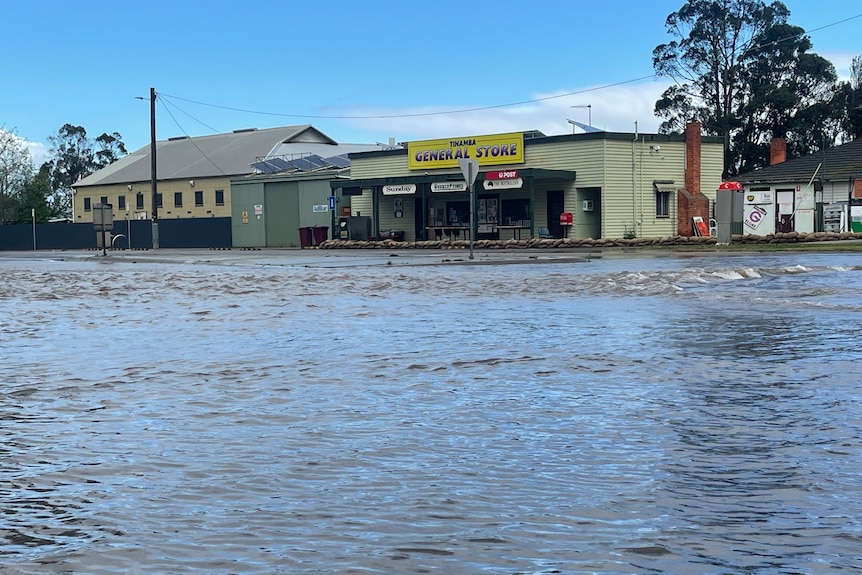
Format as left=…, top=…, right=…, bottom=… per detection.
left=1, top=250, right=861, bottom=574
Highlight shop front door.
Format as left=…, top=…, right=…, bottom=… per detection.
left=547, top=190, right=564, bottom=238
left=776, top=189, right=795, bottom=233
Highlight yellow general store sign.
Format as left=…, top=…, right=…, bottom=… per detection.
left=408, top=132, right=525, bottom=170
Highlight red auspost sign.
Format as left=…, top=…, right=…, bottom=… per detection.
left=484, top=170, right=519, bottom=181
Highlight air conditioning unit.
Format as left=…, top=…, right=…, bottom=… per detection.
left=582, top=200, right=594, bottom=212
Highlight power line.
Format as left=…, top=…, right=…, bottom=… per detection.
left=158, top=94, right=221, bottom=134
left=157, top=95, right=228, bottom=176
left=754, top=11, right=862, bottom=51
left=159, top=75, right=658, bottom=121
left=157, top=12, right=860, bottom=123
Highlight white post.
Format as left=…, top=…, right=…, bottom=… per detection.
left=32, top=208, right=36, bottom=250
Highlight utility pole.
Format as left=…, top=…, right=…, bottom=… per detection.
left=150, top=87, right=159, bottom=249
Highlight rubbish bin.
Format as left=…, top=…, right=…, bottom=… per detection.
left=311, top=226, right=329, bottom=245
left=298, top=227, right=314, bottom=248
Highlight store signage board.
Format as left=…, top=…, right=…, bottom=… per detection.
left=409, top=132, right=525, bottom=170
left=483, top=177, right=523, bottom=190
left=484, top=170, right=519, bottom=180
left=382, top=184, right=417, bottom=195
left=431, top=182, right=468, bottom=193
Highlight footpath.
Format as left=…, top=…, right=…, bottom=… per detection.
left=4, top=233, right=862, bottom=269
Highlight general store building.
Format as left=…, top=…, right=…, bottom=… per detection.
left=332, top=122, right=723, bottom=242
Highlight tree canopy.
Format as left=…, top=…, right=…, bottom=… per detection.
left=47, top=124, right=127, bottom=219
left=652, top=0, right=847, bottom=176
left=0, top=128, right=34, bottom=225
left=0, top=124, right=127, bottom=224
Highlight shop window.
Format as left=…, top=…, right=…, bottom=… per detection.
left=136, top=192, right=144, bottom=209
left=118, top=195, right=126, bottom=210
left=83, top=197, right=91, bottom=211
left=501, top=198, right=531, bottom=225
left=215, top=189, right=224, bottom=206
left=478, top=195, right=499, bottom=225
left=445, top=201, right=469, bottom=226
left=174, top=192, right=183, bottom=207
left=195, top=190, right=203, bottom=206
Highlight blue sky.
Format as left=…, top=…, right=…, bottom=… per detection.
left=3, top=0, right=860, bottom=165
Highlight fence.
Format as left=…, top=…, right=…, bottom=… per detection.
left=0, top=218, right=232, bottom=251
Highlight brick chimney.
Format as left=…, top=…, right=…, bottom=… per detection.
left=684, top=121, right=701, bottom=195
left=770, top=138, right=787, bottom=165
left=678, top=121, right=709, bottom=236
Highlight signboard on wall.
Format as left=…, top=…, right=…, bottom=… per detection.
left=408, top=132, right=525, bottom=170
left=485, top=170, right=519, bottom=180
left=382, top=184, right=417, bottom=195
left=483, top=178, right=523, bottom=190
left=431, top=182, right=467, bottom=193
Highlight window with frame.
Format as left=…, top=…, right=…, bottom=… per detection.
left=655, top=191, right=670, bottom=217
left=100, top=196, right=109, bottom=206
left=118, top=195, right=126, bottom=210
left=653, top=182, right=674, bottom=218
left=195, top=190, right=203, bottom=206
left=136, top=192, right=144, bottom=209
left=215, top=189, right=224, bottom=206
left=84, top=197, right=92, bottom=211
left=501, top=198, right=531, bottom=226
left=174, top=192, right=183, bottom=207
left=156, top=193, right=163, bottom=208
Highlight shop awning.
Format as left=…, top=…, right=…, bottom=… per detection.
left=331, top=167, right=575, bottom=190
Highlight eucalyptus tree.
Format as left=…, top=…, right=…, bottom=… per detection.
left=47, top=124, right=127, bottom=217
left=835, top=55, right=862, bottom=140
left=653, top=0, right=838, bottom=176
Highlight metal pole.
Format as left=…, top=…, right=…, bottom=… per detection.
left=570, top=104, right=592, bottom=127
left=32, top=208, right=36, bottom=250
left=469, top=164, right=475, bottom=260
left=150, top=87, right=159, bottom=249
left=127, top=205, right=131, bottom=249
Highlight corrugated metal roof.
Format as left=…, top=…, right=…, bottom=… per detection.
left=736, top=138, right=862, bottom=184
left=74, top=125, right=360, bottom=187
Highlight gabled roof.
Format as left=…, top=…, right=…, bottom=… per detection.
left=736, top=138, right=862, bottom=184
left=75, top=125, right=366, bottom=187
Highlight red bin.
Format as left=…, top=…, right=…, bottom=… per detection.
left=298, top=227, right=314, bottom=248
left=311, top=226, right=329, bottom=245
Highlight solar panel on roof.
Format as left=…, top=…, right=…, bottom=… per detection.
left=325, top=155, right=350, bottom=168
left=252, top=157, right=294, bottom=173
left=251, top=161, right=276, bottom=174
left=289, top=155, right=329, bottom=171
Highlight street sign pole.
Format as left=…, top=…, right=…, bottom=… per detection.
left=458, top=158, right=480, bottom=260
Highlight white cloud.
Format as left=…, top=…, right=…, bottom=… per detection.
left=819, top=50, right=859, bottom=82
left=338, top=81, right=673, bottom=141
left=26, top=141, right=51, bottom=167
